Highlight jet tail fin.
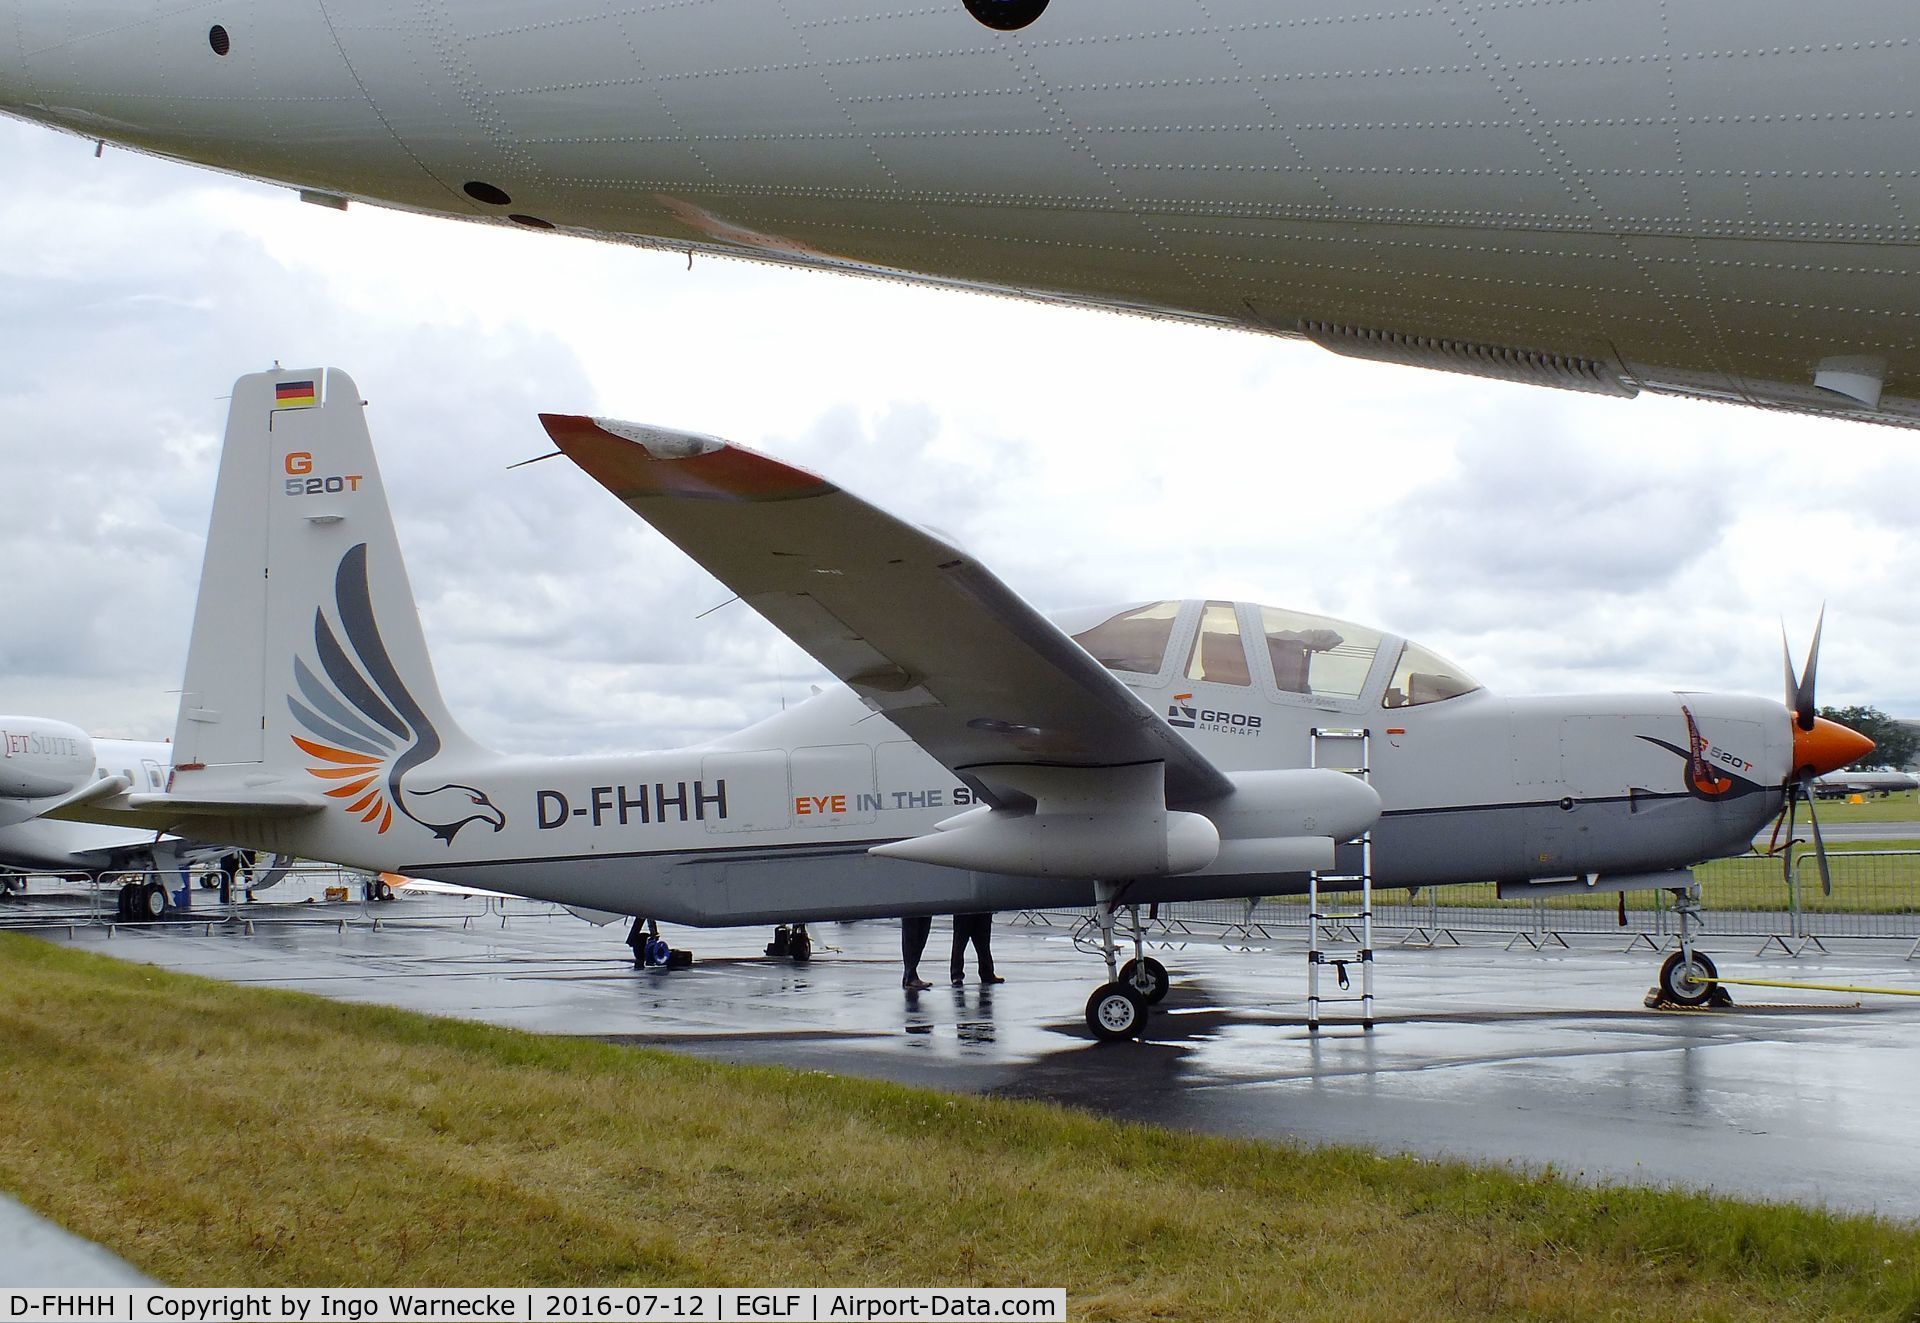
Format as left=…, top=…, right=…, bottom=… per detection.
left=172, top=370, right=482, bottom=824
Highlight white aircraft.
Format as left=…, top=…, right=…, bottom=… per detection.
left=4, top=5, right=1920, bottom=424
left=0, top=718, right=284, bottom=915
left=59, top=368, right=1878, bottom=1036
left=1, top=719, right=177, bottom=911
left=1814, top=770, right=1919, bottom=800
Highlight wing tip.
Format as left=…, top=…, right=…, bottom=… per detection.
left=542, top=414, right=834, bottom=502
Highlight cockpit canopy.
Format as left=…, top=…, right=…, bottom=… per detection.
left=1054, top=599, right=1480, bottom=709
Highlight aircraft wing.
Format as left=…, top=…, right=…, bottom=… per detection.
left=543, top=416, right=1233, bottom=806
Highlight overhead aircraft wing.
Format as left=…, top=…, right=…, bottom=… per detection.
left=543, top=416, right=1233, bottom=806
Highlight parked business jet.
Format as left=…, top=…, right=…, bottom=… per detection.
left=56, top=369, right=1875, bottom=1034
left=0, top=718, right=284, bottom=915
left=1, top=719, right=176, bottom=911
left=4, top=4, right=1920, bottom=424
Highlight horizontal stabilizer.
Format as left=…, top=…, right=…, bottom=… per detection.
left=49, top=789, right=325, bottom=834
left=127, top=793, right=325, bottom=817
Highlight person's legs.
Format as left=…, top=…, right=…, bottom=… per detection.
left=949, top=914, right=969, bottom=984
left=902, top=915, right=933, bottom=988
left=975, top=912, right=997, bottom=981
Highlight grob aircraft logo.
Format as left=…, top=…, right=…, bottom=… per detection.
left=1166, top=694, right=1263, bottom=737
left=288, top=544, right=505, bottom=844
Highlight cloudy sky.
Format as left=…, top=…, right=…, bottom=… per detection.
left=2, top=117, right=1917, bottom=756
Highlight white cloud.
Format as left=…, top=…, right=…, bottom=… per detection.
left=1, top=116, right=1915, bottom=760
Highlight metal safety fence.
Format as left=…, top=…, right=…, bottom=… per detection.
left=9, top=852, right=1919, bottom=954
left=0, top=862, right=578, bottom=934
left=1011, top=850, right=1920, bottom=956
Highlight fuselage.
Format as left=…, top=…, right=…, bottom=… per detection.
left=196, top=602, right=1799, bottom=925
left=5, top=2, right=1920, bottom=423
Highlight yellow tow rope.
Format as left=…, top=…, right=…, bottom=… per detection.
left=1691, top=973, right=1920, bottom=998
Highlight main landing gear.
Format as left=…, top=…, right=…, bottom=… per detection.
left=1082, top=884, right=1170, bottom=1042
left=766, top=922, right=812, bottom=964
left=114, top=880, right=169, bottom=923
left=625, top=917, right=691, bottom=970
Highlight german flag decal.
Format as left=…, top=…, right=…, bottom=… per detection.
left=274, top=380, right=319, bottom=410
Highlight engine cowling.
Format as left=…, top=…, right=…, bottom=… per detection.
left=0, top=717, right=95, bottom=800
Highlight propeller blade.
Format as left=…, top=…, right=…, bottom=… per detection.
left=1794, top=605, right=1826, bottom=732
left=1781, top=622, right=1799, bottom=717
left=1804, top=783, right=1834, bottom=897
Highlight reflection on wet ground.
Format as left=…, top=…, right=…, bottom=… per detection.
left=18, top=898, right=1920, bottom=1219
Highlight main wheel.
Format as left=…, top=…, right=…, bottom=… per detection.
left=1658, top=951, right=1719, bottom=1007
left=963, top=0, right=1048, bottom=30
left=1118, top=956, right=1170, bottom=1005
left=137, top=881, right=169, bottom=921
left=1085, top=983, right=1147, bottom=1041
left=116, top=883, right=137, bottom=921
left=790, top=930, right=812, bottom=964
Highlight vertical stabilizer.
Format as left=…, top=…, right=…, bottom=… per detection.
left=174, top=371, right=484, bottom=841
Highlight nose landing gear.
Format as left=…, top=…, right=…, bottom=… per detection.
left=1646, top=884, right=1732, bottom=1008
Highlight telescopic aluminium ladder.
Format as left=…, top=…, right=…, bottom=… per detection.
left=1307, top=727, right=1374, bottom=1031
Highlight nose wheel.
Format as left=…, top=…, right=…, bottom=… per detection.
left=1653, top=950, right=1726, bottom=1008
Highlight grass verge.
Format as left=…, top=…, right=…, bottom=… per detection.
left=2, top=933, right=1917, bottom=1321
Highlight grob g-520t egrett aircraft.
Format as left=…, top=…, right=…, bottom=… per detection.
left=61, top=370, right=1874, bottom=1037
left=5, top=4, right=1920, bottom=425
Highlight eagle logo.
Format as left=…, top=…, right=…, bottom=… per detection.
left=287, top=544, right=506, bottom=845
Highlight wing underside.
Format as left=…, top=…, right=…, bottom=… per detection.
left=543, top=416, right=1232, bottom=807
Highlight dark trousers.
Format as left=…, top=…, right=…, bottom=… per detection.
left=950, top=912, right=995, bottom=981
left=901, top=915, right=933, bottom=980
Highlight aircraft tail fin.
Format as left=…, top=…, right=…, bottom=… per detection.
left=173, top=370, right=483, bottom=826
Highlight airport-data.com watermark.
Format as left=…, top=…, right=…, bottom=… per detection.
left=5, top=1290, right=1065, bottom=1323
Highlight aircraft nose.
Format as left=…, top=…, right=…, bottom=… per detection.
left=1792, top=716, right=1875, bottom=779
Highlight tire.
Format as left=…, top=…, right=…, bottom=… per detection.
left=374, top=880, right=394, bottom=902
left=962, top=0, right=1048, bottom=30
left=790, top=931, right=813, bottom=964
left=138, top=881, right=169, bottom=921
left=1658, top=951, right=1719, bottom=1008
left=1085, top=983, right=1147, bottom=1041
left=116, top=883, right=137, bottom=922
left=1119, top=956, right=1170, bottom=1005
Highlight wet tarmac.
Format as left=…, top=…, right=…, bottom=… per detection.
left=0, top=1195, right=154, bottom=1286
left=14, top=892, right=1920, bottom=1222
